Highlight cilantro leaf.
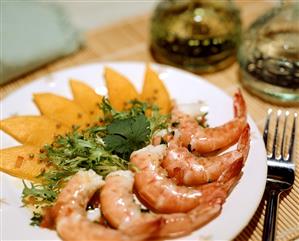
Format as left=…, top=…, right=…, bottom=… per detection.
left=104, top=115, right=151, bottom=159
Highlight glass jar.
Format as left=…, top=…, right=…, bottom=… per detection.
left=150, top=0, right=241, bottom=73
left=238, top=3, right=299, bottom=105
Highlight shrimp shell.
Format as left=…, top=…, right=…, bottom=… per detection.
left=100, top=170, right=164, bottom=239
left=162, top=124, right=250, bottom=186
left=130, top=145, right=243, bottom=213
left=173, top=90, right=247, bottom=154
left=101, top=170, right=222, bottom=239
left=49, top=170, right=132, bottom=241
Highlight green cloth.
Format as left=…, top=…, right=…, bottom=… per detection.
left=1, top=2, right=83, bottom=84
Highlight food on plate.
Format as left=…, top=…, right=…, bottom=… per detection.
left=0, top=116, right=69, bottom=146
left=0, top=145, right=46, bottom=180
left=43, top=170, right=135, bottom=241
left=69, top=79, right=103, bottom=121
left=0, top=65, right=250, bottom=240
left=160, top=91, right=249, bottom=186
left=100, top=170, right=222, bottom=239
left=104, top=65, right=171, bottom=113
left=33, top=93, right=91, bottom=128
left=131, top=144, right=243, bottom=213
left=100, top=171, right=164, bottom=238
left=173, top=90, right=247, bottom=154
left=104, top=66, right=139, bottom=111
left=141, top=65, right=171, bottom=114
left=162, top=124, right=250, bottom=186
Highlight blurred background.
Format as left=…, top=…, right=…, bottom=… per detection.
left=1, top=0, right=298, bottom=104
left=58, top=1, right=158, bottom=30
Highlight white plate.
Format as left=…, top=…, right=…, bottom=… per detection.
left=0, top=62, right=267, bottom=241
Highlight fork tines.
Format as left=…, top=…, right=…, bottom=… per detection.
left=263, top=109, right=297, bottom=162
left=262, top=109, right=296, bottom=241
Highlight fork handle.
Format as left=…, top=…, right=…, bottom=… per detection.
left=263, top=189, right=280, bottom=241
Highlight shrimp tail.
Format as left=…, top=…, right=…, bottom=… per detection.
left=123, top=216, right=165, bottom=239
left=237, top=123, right=250, bottom=162
left=198, top=164, right=242, bottom=206
left=218, top=158, right=243, bottom=184
left=157, top=202, right=222, bottom=239
left=189, top=202, right=222, bottom=232
left=217, top=123, right=249, bottom=186
left=217, top=159, right=243, bottom=202
left=200, top=159, right=243, bottom=208
left=233, top=89, right=246, bottom=118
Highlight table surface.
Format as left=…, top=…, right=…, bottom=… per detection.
left=1, top=1, right=298, bottom=240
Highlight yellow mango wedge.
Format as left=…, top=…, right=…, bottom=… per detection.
left=104, top=67, right=139, bottom=111
left=70, top=79, right=103, bottom=121
left=0, top=145, right=46, bottom=181
left=0, top=116, right=69, bottom=146
left=33, top=93, right=91, bottom=128
left=141, top=65, right=171, bottom=114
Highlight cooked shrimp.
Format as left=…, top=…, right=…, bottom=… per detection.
left=130, top=145, right=242, bottom=213
left=158, top=201, right=221, bottom=238
left=100, top=170, right=163, bottom=239
left=47, top=170, right=132, bottom=241
left=162, top=124, right=250, bottom=186
left=101, top=170, right=222, bottom=239
left=173, top=90, right=247, bottom=154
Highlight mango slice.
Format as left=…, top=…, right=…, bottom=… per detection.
left=0, top=116, right=69, bottom=146
left=0, top=145, right=46, bottom=181
left=33, top=93, right=91, bottom=128
left=141, top=65, right=171, bottom=114
left=70, top=79, right=103, bottom=121
left=104, top=67, right=139, bottom=111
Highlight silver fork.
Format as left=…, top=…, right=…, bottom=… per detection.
left=262, top=109, right=297, bottom=241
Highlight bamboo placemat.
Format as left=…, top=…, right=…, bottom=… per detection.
left=1, top=1, right=298, bottom=240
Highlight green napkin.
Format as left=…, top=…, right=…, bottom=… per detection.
left=1, top=2, right=84, bottom=85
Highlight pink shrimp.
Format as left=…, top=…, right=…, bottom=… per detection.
left=45, top=170, right=134, bottom=241
left=100, top=170, right=223, bottom=239
left=161, top=124, right=250, bottom=186
left=158, top=201, right=221, bottom=238
left=100, top=170, right=163, bottom=239
left=173, top=90, right=247, bottom=154
left=130, top=145, right=243, bottom=213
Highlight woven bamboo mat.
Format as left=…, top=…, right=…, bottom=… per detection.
left=1, top=1, right=298, bottom=240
